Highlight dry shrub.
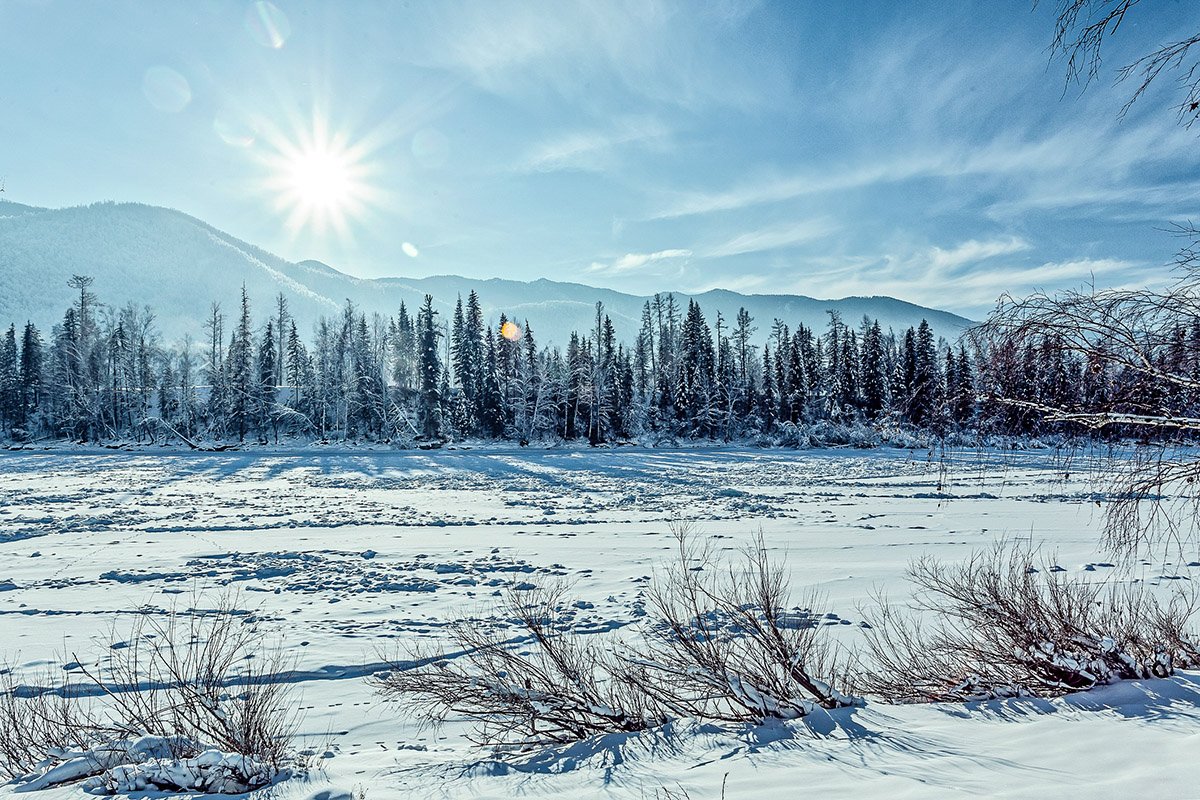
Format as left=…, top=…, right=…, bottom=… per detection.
left=0, top=669, right=96, bottom=779
left=620, top=524, right=858, bottom=722
left=856, top=541, right=1200, bottom=702
left=0, top=592, right=297, bottom=784
left=370, top=581, right=663, bottom=748
left=371, top=524, right=858, bottom=751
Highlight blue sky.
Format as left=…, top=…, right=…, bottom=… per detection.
left=2, top=0, right=1198, bottom=316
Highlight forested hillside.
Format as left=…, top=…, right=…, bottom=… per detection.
left=0, top=274, right=1144, bottom=448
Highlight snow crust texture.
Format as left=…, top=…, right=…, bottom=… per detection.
left=1, top=446, right=1198, bottom=798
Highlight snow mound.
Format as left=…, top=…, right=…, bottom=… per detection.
left=17, top=736, right=285, bottom=795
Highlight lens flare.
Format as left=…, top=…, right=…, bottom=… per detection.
left=143, top=66, right=191, bottom=113
left=245, top=1, right=291, bottom=48
left=214, top=113, right=256, bottom=147
left=500, top=321, right=522, bottom=342
left=411, top=128, right=449, bottom=168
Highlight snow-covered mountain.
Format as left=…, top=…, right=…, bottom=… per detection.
left=0, top=200, right=974, bottom=345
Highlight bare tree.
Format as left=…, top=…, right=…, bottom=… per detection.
left=975, top=276, right=1200, bottom=552
left=1048, top=0, right=1200, bottom=126
left=972, top=4, right=1200, bottom=552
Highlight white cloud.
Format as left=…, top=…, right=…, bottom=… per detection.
left=647, top=116, right=1200, bottom=222
left=587, top=248, right=692, bottom=275
left=704, top=218, right=836, bottom=258
left=928, top=236, right=1031, bottom=273
left=780, top=248, right=1137, bottom=315
left=516, top=117, right=669, bottom=173
left=405, top=0, right=787, bottom=111
left=401, top=242, right=420, bottom=258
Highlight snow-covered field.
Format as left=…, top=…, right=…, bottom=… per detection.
left=2, top=446, right=1198, bottom=798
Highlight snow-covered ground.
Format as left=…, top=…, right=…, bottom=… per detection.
left=2, top=446, right=1198, bottom=798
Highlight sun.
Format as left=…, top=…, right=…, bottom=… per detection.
left=256, top=111, right=383, bottom=238
left=285, top=146, right=353, bottom=214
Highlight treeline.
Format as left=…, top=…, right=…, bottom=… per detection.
left=0, top=274, right=1171, bottom=447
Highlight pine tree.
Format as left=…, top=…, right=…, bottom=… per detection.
left=158, top=355, right=179, bottom=428
left=860, top=319, right=888, bottom=418
left=202, top=303, right=225, bottom=437
left=0, top=325, right=19, bottom=432
left=733, top=307, right=757, bottom=416
left=636, top=301, right=655, bottom=402
left=519, top=321, right=542, bottom=441
left=787, top=328, right=808, bottom=423
left=907, top=320, right=944, bottom=429
left=416, top=295, right=443, bottom=440
left=257, top=319, right=278, bottom=440
left=760, top=343, right=776, bottom=431
left=178, top=337, right=198, bottom=437
left=450, top=295, right=468, bottom=392
left=275, top=293, right=289, bottom=387
left=478, top=335, right=505, bottom=437
left=392, top=301, right=416, bottom=394
left=228, top=287, right=255, bottom=441
left=951, top=345, right=975, bottom=424
left=285, top=320, right=307, bottom=409
left=677, top=300, right=715, bottom=435
left=18, top=322, right=42, bottom=427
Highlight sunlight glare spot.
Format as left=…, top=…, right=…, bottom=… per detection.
left=214, top=114, right=256, bottom=148
left=501, top=321, right=522, bottom=342
left=245, top=1, right=291, bottom=49
left=142, top=66, right=191, bottom=113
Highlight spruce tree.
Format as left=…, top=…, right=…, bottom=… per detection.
left=860, top=319, right=888, bottom=418
left=18, top=322, right=42, bottom=427
left=416, top=295, right=443, bottom=440
left=0, top=325, right=19, bottom=432
left=228, top=287, right=255, bottom=441
left=257, top=319, right=277, bottom=440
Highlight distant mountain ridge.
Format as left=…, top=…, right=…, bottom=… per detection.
left=0, top=200, right=974, bottom=345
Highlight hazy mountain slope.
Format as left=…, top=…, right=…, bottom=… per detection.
left=0, top=201, right=341, bottom=339
left=0, top=201, right=974, bottom=345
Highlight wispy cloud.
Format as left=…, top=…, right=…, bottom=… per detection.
left=647, top=158, right=940, bottom=220
left=586, top=248, right=692, bottom=276
left=647, top=115, right=1199, bottom=223
left=928, top=236, right=1031, bottom=273
left=407, top=0, right=787, bottom=111
left=703, top=218, right=836, bottom=258
left=781, top=247, right=1137, bottom=315
left=515, top=117, right=669, bottom=173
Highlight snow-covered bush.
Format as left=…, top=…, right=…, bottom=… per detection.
left=13, top=735, right=281, bottom=794
left=855, top=542, right=1200, bottom=703
left=0, top=594, right=298, bottom=791
left=619, top=524, right=860, bottom=722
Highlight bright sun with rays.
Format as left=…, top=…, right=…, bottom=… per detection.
left=257, top=112, right=382, bottom=239
left=286, top=147, right=353, bottom=212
